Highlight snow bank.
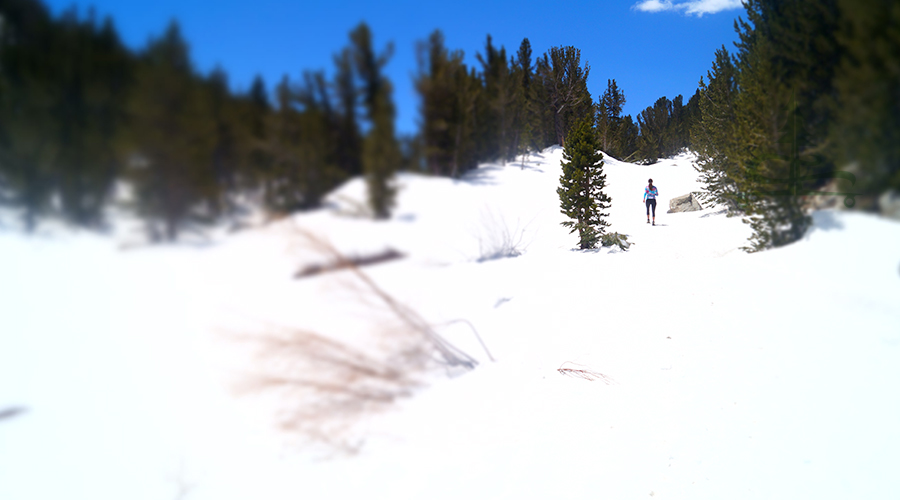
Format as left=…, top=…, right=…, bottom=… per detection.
left=1, top=148, right=898, bottom=499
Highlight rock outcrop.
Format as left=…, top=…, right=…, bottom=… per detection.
left=667, top=192, right=703, bottom=213
left=879, top=190, right=900, bottom=221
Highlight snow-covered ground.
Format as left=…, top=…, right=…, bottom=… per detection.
left=1, top=148, right=899, bottom=499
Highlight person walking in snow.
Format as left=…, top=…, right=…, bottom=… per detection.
left=644, top=178, right=658, bottom=225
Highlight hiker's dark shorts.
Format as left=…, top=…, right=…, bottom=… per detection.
left=646, top=198, right=657, bottom=217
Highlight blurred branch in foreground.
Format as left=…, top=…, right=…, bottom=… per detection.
left=232, top=230, right=486, bottom=454
left=0, top=406, right=28, bottom=421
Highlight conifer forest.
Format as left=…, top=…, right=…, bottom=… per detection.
left=0, top=0, right=897, bottom=251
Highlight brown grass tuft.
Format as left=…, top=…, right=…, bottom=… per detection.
left=233, top=229, right=485, bottom=454
left=557, top=362, right=616, bottom=385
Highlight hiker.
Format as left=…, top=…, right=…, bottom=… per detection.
left=643, top=178, right=658, bottom=225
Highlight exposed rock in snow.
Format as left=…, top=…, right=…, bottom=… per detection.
left=667, top=192, right=703, bottom=213
left=878, top=190, right=900, bottom=221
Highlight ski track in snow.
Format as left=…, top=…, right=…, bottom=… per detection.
left=1, top=148, right=899, bottom=500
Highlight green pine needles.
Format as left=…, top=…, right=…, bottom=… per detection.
left=558, top=118, right=612, bottom=249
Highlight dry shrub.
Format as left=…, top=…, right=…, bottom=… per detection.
left=557, top=361, right=616, bottom=385
left=473, top=208, right=533, bottom=262
left=234, top=230, right=484, bottom=454
left=296, top=230, right=481, bottom=372
left=235, top=325, right=431, bottom=454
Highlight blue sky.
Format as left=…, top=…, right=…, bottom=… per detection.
left=43, top=0, right=746, bottom=135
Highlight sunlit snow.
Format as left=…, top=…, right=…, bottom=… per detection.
left=1, top=147, right=898, bottom=499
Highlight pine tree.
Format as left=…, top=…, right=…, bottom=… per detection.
left=618, top=115, right=640, bottom=162
left=415, top=30, right=449, bottom=176
left=531, top=53, right=557, bottom=150
left=596, top=79, right=626, bottom=157
left=122, top=21, right=217, bottom=240
left=53, top=10, right=131, bottom=229
left=204, top=67, right=242, bottom=218
left=272, top=72, right=343, bottom=212
left=729, top=0, right=841, bottom=250
left=475, top=35, right=518, bottom=163
left=832, top=0, right=900, bottom=196
left=416, top=30, right=469, bottom=176
left=683, top=89, right=701, bottom=141
left=538, top=46, right=592, bottom=146
left=236, top=74, right=272, bottom=193
left=450, top=65, right=482, bottom=176
left=350, top=23, right=399, bottom=219
left=0, top=1, right=131, bottom=230
left=511, top=38, right=535, bottom=162
left=636, top=96, right=672, bottom=163
left=734, top=36, right=811, bottom=251
left=692, top=47, right=743, bottom=212
left=0, top=0, right=69, bottom=229
left=557, top=118, right=611, bottom=249
left=332, top=47, right=363, bottom=178
left=668, top=94, right=685, bottom=153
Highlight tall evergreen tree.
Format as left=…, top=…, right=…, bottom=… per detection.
left=531, top=53, right=557, bottom=149
left=475, top=35, right=518, bottom=163
left=53, top=10, right=131, bottom=228
left=668, top=94, right=685, bottom=153
left=692, top=47, right=743, bottom=212
left=728, top=0, right=843, bottom=250
left=416, top=30, right=451, bottom=175
left=261, top=77, right=305, bottom=212
left=415, top=33, right=482, bottom=178
left=733, top=33, right=811, bottom=251
left=332, top=47, right=363, bottom=178
left=0, top=0, right=58, bottom=229
left=236, top=74, right=273, bottom=193
left=683, top=89, right=701, bottom=143
left=122, top=21, right=217, bottom=240
left=636, top=96, right=672, bottom=163
left=618, top=115, right=640, bottom=162
left=596, top=79, right=626, bottom=157
left=451, top=65, right=482, bottom=176
left=557, top=118, right=611, bottom=249
left=350, top=22, right=400, bottom=219
left=511, top=38, right=535, bottom=161
left=203, top=67, right=242, bottom=217
left=537, top=46, right=592, bottom=146
left=280, top=72, right=344, bottom=211
left=0, top=1, right=131, bottom=230
left=832, top=0, right=900, bottom=196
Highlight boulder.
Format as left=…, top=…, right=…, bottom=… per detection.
left=667, top=192, right=703, bottom=213
left=879, top=190, right=900, bottom=221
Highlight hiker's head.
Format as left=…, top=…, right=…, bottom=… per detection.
left=648, top=178, right=653, bottom=186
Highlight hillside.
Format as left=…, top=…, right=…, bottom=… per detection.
left=1, top=147, right=899, bottom=500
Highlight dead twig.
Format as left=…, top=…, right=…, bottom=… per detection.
left=434, top=319, right=495, bottom=362
left=294, top=248, right=405, bottom=279
left=297, top=230, right=479, bottom=372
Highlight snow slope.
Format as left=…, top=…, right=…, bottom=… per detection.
left=1, top=147, right=899, bottom=500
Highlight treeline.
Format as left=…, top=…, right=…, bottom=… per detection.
left=691, top=0, right=899, bottom=251
left=0, top=0, right=700, bottom=240
left=0, top=0, right=404, bottom=239
left=415, top=33, right=595, bottom=177
left=415, top=30, right=700, bottom=175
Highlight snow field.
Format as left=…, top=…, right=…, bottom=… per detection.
left=1, top=147, right=899, bottom=499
